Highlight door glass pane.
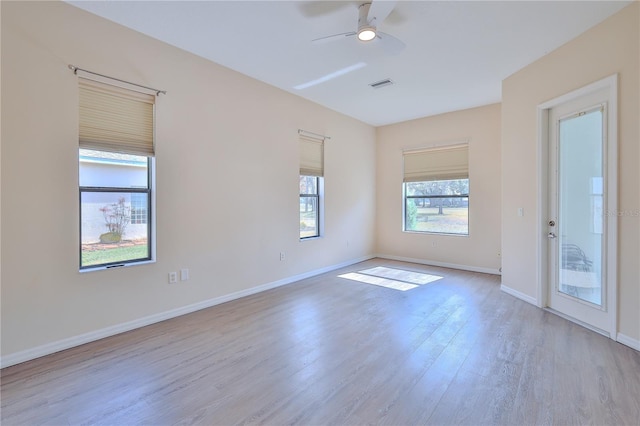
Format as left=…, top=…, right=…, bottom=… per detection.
left=558, top=109, right=603, bottom=306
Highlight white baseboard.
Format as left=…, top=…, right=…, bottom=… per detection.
left=375, top=254, right=501, bottom=276
left=500, top=284, right=538, bottom=306
left=0, top=255, right=374, bottom=369
left=616, top=333, right=640, bottom=351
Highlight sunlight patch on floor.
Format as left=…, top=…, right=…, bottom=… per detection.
left=338, top=267, right=443, bottom=291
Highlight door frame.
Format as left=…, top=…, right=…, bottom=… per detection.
left=536, top=74, right=618, bottom=339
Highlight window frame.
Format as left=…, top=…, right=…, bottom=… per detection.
left=300, top=175, right=321, bottom=240
left=403, top=178, right=470, bottom=236
left=79, top=153, right=154, bottom=270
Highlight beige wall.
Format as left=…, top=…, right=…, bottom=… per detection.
left=0, top=1, right=376, bottom=360
left=501, top=3, right=639, bottom=342
left=375, top=104, right=502, bottom=273
left=2, top=0, right=637, bottom=364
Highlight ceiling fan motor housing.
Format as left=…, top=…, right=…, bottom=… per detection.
left=357, top=3, right=377, bottom=41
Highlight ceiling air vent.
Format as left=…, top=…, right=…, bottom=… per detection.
left=369, top=78, right=394, bottom=89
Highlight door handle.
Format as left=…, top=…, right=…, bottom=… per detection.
left=548, top=232, right=557, bottom=239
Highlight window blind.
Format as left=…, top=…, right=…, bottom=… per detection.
left=79, top=78, right=155, bottom=156
left=403, top=143, right=468, bottom=182
left=300, top=135, right=324, bottom=177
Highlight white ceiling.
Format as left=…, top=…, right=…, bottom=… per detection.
left=68, top=0, right=631, bottom=126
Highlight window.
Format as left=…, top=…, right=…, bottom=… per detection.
left=78, top=78, right=155, bottom=269
left=299, top=134, right=324, bottom=239
left=300, top=176, right=319, bottom=238
left=403, top=144, right=469, bottom=235
left=79, top=150, right=152, bottom=268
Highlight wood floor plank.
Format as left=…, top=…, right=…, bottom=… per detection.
left=2, top=259, right=639, bottom=425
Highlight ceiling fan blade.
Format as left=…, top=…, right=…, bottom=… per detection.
left=384, top=7, right=407, bottom=26
left=298, top=1, right=353, bottom=18
left=375, top=31, right=405, bottom=55
left=312, top=32, right=357, bottom=45
left=367, top=0, right=397, bottom=23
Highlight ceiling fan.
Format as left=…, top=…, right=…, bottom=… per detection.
left=311, top=1, right=405, bottom=55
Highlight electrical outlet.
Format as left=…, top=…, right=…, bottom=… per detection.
left=180, top=268, right=189, bottom=281
left=280, top=252, right=285, bottom=261
left=168, top=272, right=178, bottom=284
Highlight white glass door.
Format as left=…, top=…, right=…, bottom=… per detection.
left=548, top=88, right=612, bottom=333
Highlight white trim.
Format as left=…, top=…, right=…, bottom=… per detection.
left=0, top=255, right=374, bottom=369
left=318, top=176, right=325, bottom=237
left=376, top=254, right=500, bottom=275
left=535, top=107, right=549, bottom=308
left=616, top=333, right=640, bottom=351
left=537, top=75, right=618, bottom=109
left=79, top=259, right=156, bottom=273
left=150, top=156, right=157, bottom=263
left=536, top=74, right=618, bottom=338
left=544, top=307, right=609, bottom=337
left=500, top=284, right=538, bottom=306
left=605, top=76, right=618, bottom=341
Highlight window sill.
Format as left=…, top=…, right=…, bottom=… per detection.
left=80, top=259, right=156, bottom=273
left=300, top=236, right=322, bottom=242
left=403, top=230, right=469, bottom=237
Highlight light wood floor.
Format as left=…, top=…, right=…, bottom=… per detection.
left=2, top=259, right=639, bottom=425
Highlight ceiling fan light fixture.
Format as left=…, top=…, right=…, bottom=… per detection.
left=357, top=27, right=376, bottom=41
